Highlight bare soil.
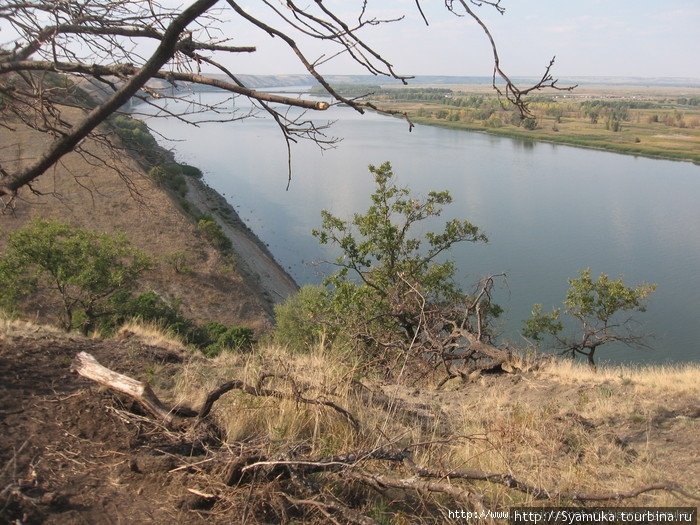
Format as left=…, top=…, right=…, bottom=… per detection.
left=0, top=325, right=222, bottom=524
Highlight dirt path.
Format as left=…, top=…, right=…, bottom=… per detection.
left=185, top=178, right=299, bottom=306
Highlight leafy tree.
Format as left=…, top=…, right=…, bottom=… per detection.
left=315, top=162, right=486, bottom=304
left=0, top=219, right=150, bottom=333
left=301, top=162, right=490, bottom=360
left=523, top=269, right=656, bottom=367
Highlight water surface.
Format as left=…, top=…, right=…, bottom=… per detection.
left=140, top=94, right=700, bottom=364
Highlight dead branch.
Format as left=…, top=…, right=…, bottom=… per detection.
left=71, top=351, right=359, bottom=431
left=194, top=375, right=360, bottom=431
left=282, top=494, right=379, bottom=525
left=71, top=351, right=176, bottom=426
left=350, top=380, right=444, bottom=431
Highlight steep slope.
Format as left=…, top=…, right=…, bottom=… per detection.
left=0, top=107, right=297, bottom=332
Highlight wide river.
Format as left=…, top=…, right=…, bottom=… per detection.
left=140, top=92, right=700, bottom=365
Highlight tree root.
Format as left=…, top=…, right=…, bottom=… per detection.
left=72, top=351, right=359, bottom=431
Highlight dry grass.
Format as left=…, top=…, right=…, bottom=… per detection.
left=5, top=315, right=696, bottom=519
left=0, top=312, right=66, bottom=339
left=174, top=343, right=432, bottom=454
left=114, top=320, right=189, bottom=352
left=435, top=358, right=700, bottom=507
left=541, top=359, right=700, bottom=394
left=172, top=344, right=700, bottom=511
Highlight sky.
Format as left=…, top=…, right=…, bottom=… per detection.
left=224, top=0, right=700, bottom=79
left=1, top=0, right=698, bottom=79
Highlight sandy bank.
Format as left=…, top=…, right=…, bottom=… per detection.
left=184, top=177, right=299, bottom=307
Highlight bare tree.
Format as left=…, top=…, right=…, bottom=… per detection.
left=0, top=0, right=572, bottom=202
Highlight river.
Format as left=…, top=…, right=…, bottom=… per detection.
left=139, top=92, right=700, bottom=365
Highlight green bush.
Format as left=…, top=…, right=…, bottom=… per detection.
left=111, top=115, right=160, bottom=163
left=274, top=285, right=333, bottom=351
left=190, top=321, right=253, bottom=356
left=111, top=291, right=192, bottom=336
left=197, top=216, right=232, bottom=254
left=0, top=219, right=150, bottom=333
left=179, top=164, right=203, bottom=179
left=522, top=117, right=538, bottom=130
left=148, top=164, right=188, bottom=197
left=112, top=296, right=254, bottom=355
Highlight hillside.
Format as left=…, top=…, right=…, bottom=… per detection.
left=0, top=106, right=297, bottom=333
left=1, top=86, right=699, bottom=524
left=1, top=319, right=698, bottom=523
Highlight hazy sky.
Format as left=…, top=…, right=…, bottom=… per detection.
left=227, top=0, right=700, bottom=78
left=2, top=0, right=698, bottom=79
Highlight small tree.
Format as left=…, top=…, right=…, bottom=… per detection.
left=0, top=219, right=150, bottom=333
left=523, top=269, right=656, bottom=367
left=301, top=162, right=491, bottom=362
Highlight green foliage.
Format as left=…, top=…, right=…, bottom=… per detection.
left=524, top=268, right=656, bottom=366
left=521, top=117, right=538, bottom=130
left=165, top=251, right=194, bottom=274
left=111, top=292, right=254, bottom=355
left=191, top=321, right=254, bottom=356
left=148, top=163, right=188, bottom=197
left=289, top=162, right=489, bottom=359
left=274, top=285, right=332, bottom=351
left=0, top=219, right=150, bottom=333
left=179, top=163, right=203, bottom=179
left=110, top=114, right=160, bottom=163
left=314, top=162, right=485, bottom=302
left=522, top=304, right=562, bottom=342
left=112, top=290, right=191, bottom=335
left=197, top=216, right=233, bottom=254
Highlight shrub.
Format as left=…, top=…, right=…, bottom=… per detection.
left=522, top=117, right=538, bottom=130
left=110, top=115, right=160, bottom=163
left=166, top=251, right=194, bottom=274
left=112, top=298, right=254, bottom=355
left=197, top=216, right=233, bottom=254
left=110, top=291, right=192, bottom=336
left=179, top=164, right=203, bottom=179
left=148, top=164, right=188, bottom=197
left=274, top=285, right=333, bottom=351
left=192, top=322, right=254, bottom=356
left=0, top=219, right=150, bottom=333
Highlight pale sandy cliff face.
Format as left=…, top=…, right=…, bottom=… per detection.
left=0, top=107, right=283, bottom=333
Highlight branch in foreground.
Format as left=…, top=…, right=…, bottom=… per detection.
left=71, top=351, right=359, bottom=431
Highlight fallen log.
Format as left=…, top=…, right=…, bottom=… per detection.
left=71, top=351, right=359, bottom=431
left=71, top=351, right=175, bottom=426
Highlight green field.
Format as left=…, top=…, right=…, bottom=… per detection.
left=364, top=86, right=700, bottom=164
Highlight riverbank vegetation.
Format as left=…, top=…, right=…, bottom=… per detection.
left=354, top=87, right=700, bottom=163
